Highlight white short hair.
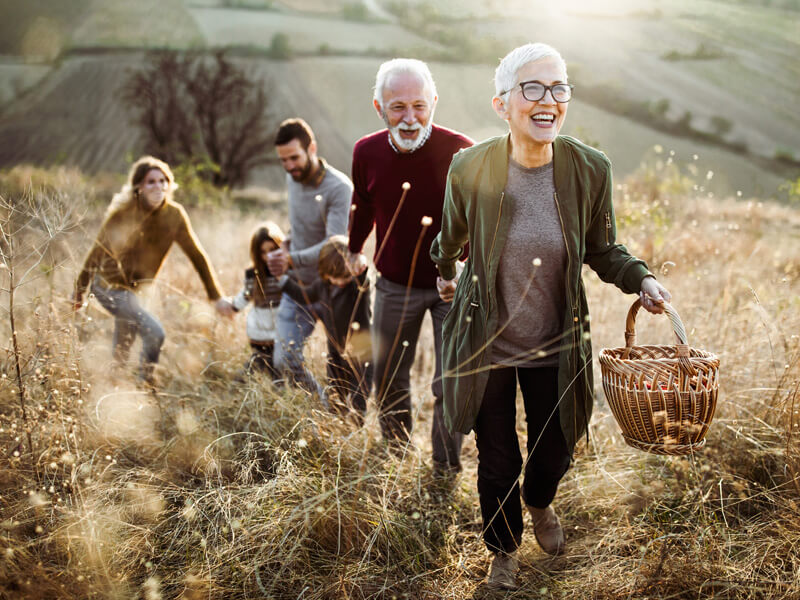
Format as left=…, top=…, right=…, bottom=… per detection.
left=494, top=43, right=567, bottom=99
left=373, top=58, right=437, bottom=109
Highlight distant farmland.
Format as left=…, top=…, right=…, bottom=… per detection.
left=188, top=7, right=439, bottom=54
left=0, top=0, right=796, bottom=198
left=290, top=55, right=788, bottom=198
left=0, top=51, right=790, bottom=198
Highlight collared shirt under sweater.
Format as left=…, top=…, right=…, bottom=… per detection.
left=349, top=124, right=473, bottom=289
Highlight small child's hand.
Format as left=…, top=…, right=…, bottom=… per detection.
left=215, top=298, right=235, bottom=318
left=348, top=252, right=368, bottom=276
left=71, top=291, right=84, bottom=311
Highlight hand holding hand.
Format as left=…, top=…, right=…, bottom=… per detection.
left=71, top=291, right=84, bottom=311
left=215, top=298, right=235, bottom=318
left=436, top=260, right=465, bottom=303
left=436, top=277, right=457, bottom=302
left=639, top=276, right=671, bottom=314
left=267, top=248, right=290, bottom=277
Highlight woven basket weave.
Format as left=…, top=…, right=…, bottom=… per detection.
left=598, top=300, right=720, bottom=455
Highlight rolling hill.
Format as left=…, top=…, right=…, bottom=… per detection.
left=0, top=0, right=797, bottom=198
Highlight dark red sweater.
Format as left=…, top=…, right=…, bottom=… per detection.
left=349, top=124, right=473, bottom=289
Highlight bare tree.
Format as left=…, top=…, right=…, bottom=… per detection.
left=123, top=50, right=275, bottom=188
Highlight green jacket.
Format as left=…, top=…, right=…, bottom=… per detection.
left=430, top=134, right=652, bottom=454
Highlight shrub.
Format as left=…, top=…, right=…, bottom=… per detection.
left=341, top=2, right=369, bottom=21
left=710, top=115, right=733, bottom=137
left=269, top=32, right=292, bottom=59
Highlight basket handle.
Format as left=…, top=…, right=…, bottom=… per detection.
left=623, top=299, right=697, bottom=377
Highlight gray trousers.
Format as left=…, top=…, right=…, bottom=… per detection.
left=91, top=280, right=165, bottom=376
left=373, top=276, right=463, bottom=470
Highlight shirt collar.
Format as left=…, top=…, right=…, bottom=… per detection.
left=306, top=157, right=328, bottom=187
left=387, top=124, right=433, bottom=154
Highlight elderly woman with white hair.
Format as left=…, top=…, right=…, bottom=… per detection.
left=431, top=43, right=671, bottom=589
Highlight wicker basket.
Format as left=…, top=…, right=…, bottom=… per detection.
left=598, top=300, right=720, bottom=455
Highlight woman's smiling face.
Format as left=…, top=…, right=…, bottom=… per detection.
left=496, top=56, right=569, bottom=150
left=138, top=168, right=169, bottom=209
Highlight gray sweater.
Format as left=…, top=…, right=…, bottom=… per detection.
left=491, top=159, right=567, bottom=367
left=286, top=159, right=353, bottom=285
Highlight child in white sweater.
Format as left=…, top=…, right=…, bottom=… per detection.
left=227, top=222, right=286, bottom=377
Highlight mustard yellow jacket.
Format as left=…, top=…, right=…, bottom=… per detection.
left=76, top=197, right=222, bottom=301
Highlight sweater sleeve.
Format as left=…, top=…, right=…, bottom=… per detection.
left=348, top=146, right=375, bottom=254
left=583, top=160, right=652, bottom=294
left=75, top=239, right=106, bottom=298
left=289, top=178, right=352, bottom=269
left=430, top=159, right=468, bottom=281
left=74, top=210, right=119, bottom=297
left=280, top=275, right=322, bottom=305
left=173, top=206, right=224, bottom=301
left=231, top=287, right=249, bottom=312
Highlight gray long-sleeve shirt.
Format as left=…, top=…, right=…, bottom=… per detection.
left=286, top=159, right=353, bottom=285
left=491, top=159, right=567, bottom=367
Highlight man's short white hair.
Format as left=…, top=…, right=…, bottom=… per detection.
left=373, top=58, right=438, bottom=110
left=494, top=43, right=567, bottom=99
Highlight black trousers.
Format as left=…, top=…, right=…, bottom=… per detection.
left=475, top=366, right=571, bottom=554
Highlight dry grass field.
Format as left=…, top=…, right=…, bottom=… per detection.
left=0, top=159, right=798, bottom=598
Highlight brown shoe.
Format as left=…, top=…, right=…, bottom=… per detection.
left=488, top=551, right=519, bottom=590
left=528, top=505, right=565, bottom=555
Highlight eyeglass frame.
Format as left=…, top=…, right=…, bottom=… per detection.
left=500, top=80, right=575, bottom=103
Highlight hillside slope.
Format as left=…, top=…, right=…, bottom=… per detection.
left=0, top=0, right=797, bottom=196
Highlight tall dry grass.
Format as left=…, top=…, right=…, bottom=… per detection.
left=0, top=158, right=798, bottom=599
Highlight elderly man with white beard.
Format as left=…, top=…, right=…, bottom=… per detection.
left=348, top=58, right=473, bottom=475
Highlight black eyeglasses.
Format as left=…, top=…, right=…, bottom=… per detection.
left=502, top=81, right=574, bottom=103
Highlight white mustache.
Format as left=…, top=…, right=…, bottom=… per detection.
left=396, top=122, right=423, bottom=133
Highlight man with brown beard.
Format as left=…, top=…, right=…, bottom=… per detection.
left=267, top=118, right=353, bottom=403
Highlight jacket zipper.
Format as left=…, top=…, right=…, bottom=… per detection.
left=553, top=191, right=577, bottom=312
left=605, top=211, right=612, bottom=245
left=456, top=191, right=504, bottom=432
left=554, top=190, right=581, bottom=443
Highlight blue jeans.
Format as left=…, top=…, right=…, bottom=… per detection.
left=274, top=294, right=325, bottom=399
left=91, top=280, right=165, bottom=378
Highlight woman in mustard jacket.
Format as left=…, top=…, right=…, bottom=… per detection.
left=74, top=156, right=231, bottom=382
